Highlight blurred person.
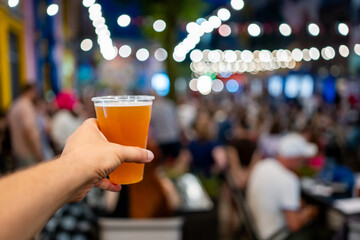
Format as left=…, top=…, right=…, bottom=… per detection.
left=0, top=119, right=154, bottom=240
left=345, top=111, right=360, bottom=171
left=175, top=110, right=227, bottom=200
left=151, top=96, right=182, bottom=163
left=216, top=111, right=232, bottom=145
left=188, top=110, right=227, bottom=177
left=177, top=96, right=198, bottom=141
left=219, top=115, right=259, bottom=240
left=8, top=83, right=43, bottom=168
left=51, top=91, right=85, bottom=153
left=247, top=133, right=318, bottom=240
left=318, top=138, right=355, bottom=196
left=258, top=116, right=284, bottom=158
left=227, top=115, right=259, bottom=189
left=35, top=97, right=55, bottom=161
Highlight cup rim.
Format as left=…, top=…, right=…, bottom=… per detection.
left=91, top=95, right=155, bottom=103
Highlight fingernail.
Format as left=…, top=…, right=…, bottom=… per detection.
left=147, top=150, right=154, bottom=161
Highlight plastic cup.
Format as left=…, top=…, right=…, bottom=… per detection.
left=92, top=95, right=154, bottom=184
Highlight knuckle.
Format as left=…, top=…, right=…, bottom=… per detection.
left=84, top=118, right=97, bottom=126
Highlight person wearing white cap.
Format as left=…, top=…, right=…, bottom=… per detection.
left=246, top=133, right=318, bottom=239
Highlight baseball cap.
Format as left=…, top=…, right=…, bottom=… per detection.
left=277, top=133, right=318, bottom=158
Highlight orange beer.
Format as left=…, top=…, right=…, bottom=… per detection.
left=92, top=96, right=154, bottom=184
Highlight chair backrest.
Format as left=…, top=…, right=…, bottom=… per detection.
left=226, top=172, right=290, bottom=240
left=225, top=172, right=259, bottom=240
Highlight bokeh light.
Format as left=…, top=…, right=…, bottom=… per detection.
left=291, top=48, right=303, bottom=62
left=226, top=79, right=239, bottom=92
left=153, top=19, right=166, bottom=32
left=212, top=79, right=224, bottom=92
left=208, top=51, right=221, bottom=63
left=241, top=50, right=254, bottom=62
left=299, top=75, right=314, bottom=98
left=186, top=22, right=201, bottom=35
left=322, top=46, right=335, bottom=60
left=224, top=50, right=237, bottom=62
left=208, top=16, right=222, bottom=29
left=285, top=75, right=300, bottom=98
left=259, top=50, right=272, bottom=62
left=218, top=24, right=231, bottom=37
left=47, top=4, right=59, bottom=16
left=248, top=23, right=261, bottom=37
left=118, top=45, right=132, bottom=58
left=151, top=73, right=170, bottom=96
left=80, top=39, right=93, bottom=51
left=200, top=21, right=213, bottom=33
left=197, top=75, right=212, bottom=95
left=338, top=23, right=349, bottom=36
left=101, top=46, right=117, bottom=61
left=231, top=0, right=244, bottom=10
left=8, top=0, right=19, bottom=8
left=354, top=44, right=360, bottom=56
left=82, top=0, right=95, bottom=7
left=217, top=8, right=231, bottom=21
left=117, top=14, right=131, bottom=27
left=173, top=52, right=186, bottom=62
left=307, top=23, right=320, bottom=36
left=279, top=23, right=292, bottom=36
left=136, top=48, right=150, bottom=61
left=309, top=47, right=320, bottom=60
left=189, top=78, right=198, bottom=91
left=268, top=75, right=283, bottom=97
left=339, top=45, right=349, bottom=58
left=190, top=49, right=203, bottom=62
left=302, top=49, right=311, bottom=61
left=154, top=48, right=168, bottom=61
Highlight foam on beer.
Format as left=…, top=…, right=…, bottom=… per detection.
left=94, top=101, right=152, bottom=107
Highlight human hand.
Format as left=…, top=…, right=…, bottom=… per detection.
left=305, top=205, right=318, bottom=218
left=60, top=118, right=154, bottom=202
left=303, top=205, right=318, bottom=223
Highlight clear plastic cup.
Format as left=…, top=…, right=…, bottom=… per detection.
left=92, top=95, right=154, bottom=184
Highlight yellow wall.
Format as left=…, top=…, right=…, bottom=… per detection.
left=0, top=6, right=25, bottom=111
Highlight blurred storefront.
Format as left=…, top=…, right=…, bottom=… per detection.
left=0, top=0, right=26, bottom=110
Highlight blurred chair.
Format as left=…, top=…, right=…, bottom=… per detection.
left=225, top=172, right=289, bottom=240
left=225, top=171, right=259, bottom=240
left=99, top=217, right=183, bottom=240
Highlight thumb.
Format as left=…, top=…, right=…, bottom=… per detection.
left=111, top=144, right=154, bottom=164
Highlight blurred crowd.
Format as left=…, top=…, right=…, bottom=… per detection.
left=0, top=81, right=360, bottom=239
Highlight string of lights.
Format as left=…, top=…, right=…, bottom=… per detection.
left=188, top=44, right=358, bottom=95
left=80, top=0, right=352, bottom=70
left=82, top=0, right=118, bottom=60
left=173, top=0, right=245, bottom=62
left=190, top=44, right=356, bottom=76
left=173, top=0, right=351, bottom=62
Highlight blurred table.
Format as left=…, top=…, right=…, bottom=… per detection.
left=301, top=177, right=358, bottom=216
left=301, top=177, right=360, bottom=240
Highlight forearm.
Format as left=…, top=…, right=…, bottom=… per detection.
left=285, top=206, right=316, bottom=232
left=298, top=206, right=315, bottom=226
left=0, top=157, right=85, bottom=239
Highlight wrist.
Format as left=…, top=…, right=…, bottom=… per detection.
left=53, top=156, right=90, bottom=200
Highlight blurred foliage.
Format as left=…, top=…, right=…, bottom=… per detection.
left=143, top=0, right=209, bottom=99
left=198, top=173, right=222, bottom=198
